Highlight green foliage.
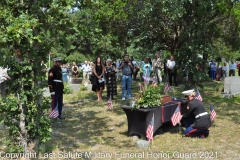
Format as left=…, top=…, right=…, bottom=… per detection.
left=0, top=0, right=77, bottom=154
left=63, top=83, right=74, bottom=94
left=0, top=59, right=52, bottom=152
left=80, top=86, right=87, bottom=91
left=133, top=84, right=161, bottom=109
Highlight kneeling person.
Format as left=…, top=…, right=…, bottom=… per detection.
left=181, top=90, right=211, bottom=138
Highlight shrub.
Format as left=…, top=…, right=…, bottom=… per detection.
left=64, top=83, right=74, bottom=94
left=80, top=86, right=87, bottom=91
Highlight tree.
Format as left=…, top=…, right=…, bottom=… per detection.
left=0, top=0, right=76, bottom=155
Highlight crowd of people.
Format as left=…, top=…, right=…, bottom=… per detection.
left=208, top=60, right=240, bottom=81
left=43, top=55, right=209, bottom=140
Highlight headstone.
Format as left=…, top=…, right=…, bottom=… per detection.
left=69, top=84, right=80, bottom=92
left=71, top=78, right=82, bottom=84
left=222, top=77, right=240, bottom=98
left=86, top=84, right=92, bottom=91
left=135, top=140, right=150, bottom=149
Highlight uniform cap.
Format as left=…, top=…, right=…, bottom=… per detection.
left=52, top=57, right=62, bottom=62
left=182, top=89, right=195, bottom=96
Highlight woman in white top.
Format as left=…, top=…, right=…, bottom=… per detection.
left=167, top=55, right=178, bottom=86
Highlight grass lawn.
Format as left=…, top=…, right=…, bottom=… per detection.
left=1, top=80, right=240, bottom=160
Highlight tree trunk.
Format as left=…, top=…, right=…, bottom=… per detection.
left=18, top=93, right=30, bottom=154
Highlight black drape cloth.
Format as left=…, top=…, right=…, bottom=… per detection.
left=121, top=102, right=180, bottom=140
left=161, top=102, right=180, bottom=123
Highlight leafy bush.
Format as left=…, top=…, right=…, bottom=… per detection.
left=133, top=82, right=162, bottom=109
left=80, top=86, right=87, bottom=91
left=63, top=83, right=73, bottom=94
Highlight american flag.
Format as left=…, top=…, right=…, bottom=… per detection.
left=210, top=104, right=216, bottom=122
left=164, top=82, right=170, bottom=93
left=49, top=105, right=59, bottom=118
left=138, top=83, right=144, bottom=92
left=107, top=99, right=113, bottom=110
left=171, top=105, right=181, bottom=126
left=142, top=76, right=150, bottom=84
left=152, top=76, right=157, bottom=84
left=146, top=114, right=154, bottom=142
left=195, top=89, right=203, bottom=101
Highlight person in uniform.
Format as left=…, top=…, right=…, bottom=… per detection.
left=48, top=57, right=64, bottom=119
left=181, top=90, right=211, bottom=138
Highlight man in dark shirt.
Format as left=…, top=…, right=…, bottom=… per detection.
left=181, top=90, right=211, bottom=138
left=118, top=54, right=134, bottom=100
left=48, top=57, right=64, bottom=119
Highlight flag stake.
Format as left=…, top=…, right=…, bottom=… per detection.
left=152, top=113, right=154, bottom=146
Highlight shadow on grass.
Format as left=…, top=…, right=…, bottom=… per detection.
left=43, top=100, right=106, bottom=151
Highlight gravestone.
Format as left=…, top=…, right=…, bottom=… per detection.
left=221, top=76, right=240, bottom=98
left=70, top=78, right=82, bottom=84
left=135, top=140, right=150, bottom=149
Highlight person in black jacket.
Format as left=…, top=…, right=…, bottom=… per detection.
left=181, top=90, right=211, bottom=138
left=48, top=57, right=64, bottom=119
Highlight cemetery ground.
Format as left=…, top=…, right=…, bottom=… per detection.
left=0, top=80, right=240, bottom=160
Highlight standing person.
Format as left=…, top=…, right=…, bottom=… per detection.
left=115, top=59, right=122, bottom=81
left=229, top=61, right=236, bottom=76
left=0, top=66, right=11, bottom=97
left=142, top=57, right=152, bottom=79
left=116, top=59, right=121, bottom=69
left=215, top=62, right=222, bottom=81
left=66, top=63, right=71, bottom=80
left=167, top=55, right=178, bottom=86
left=81, top=61, right=90, bottom=80
left=72, top=62, right=79, bottom=78
left=222, top=62, right=228, bottom=80
left=237, top=62, right=240, bottom=76
left=48, top=57, right=64, bottom=119
left=163, top=58, right=168, bottom=82
left=105, top=59, right=117, bottom=100
left=87, top=61, right=92, bottom=81
left=118, top=54, right=134, bottom=100
left=181, top=90, right=211, bottom=138
left=92, top=57, right=105, bottom=101
left=209, top=60, right=217, bottom=80
left=152, top=52, right=163, bottom=84
left=88, top=62, right=94, bottom=83
left=61, top=64, right=68, bottom=83
left=131, top=57, right=139, bottom=80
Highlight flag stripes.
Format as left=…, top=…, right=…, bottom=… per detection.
left=195, top=89, right=203, bottom=101
left=171, top=105, right=181, bottom=126
left=49, top=106, right=59, bottom=118
left=146, top=114, right=154, bottom=142
left=210, top=104, right=216, bottom=122
left=164, top=82, right=170, bottom=93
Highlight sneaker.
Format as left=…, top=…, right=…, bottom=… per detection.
left=122, top=98, right=125, bottom=100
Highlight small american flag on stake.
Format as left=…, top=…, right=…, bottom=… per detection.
left=164, top=82, right=170, bottom=93
left=146, top=114, right=154, bottom=142
left=171, top=105, right=181, bottom=126
left=195, top=88, right=203, bottom=101
left=138, top=83, right=144, bottom=92
left=49, top=105, right=59, bottom=118
left=210, top=104, right=216, bottom=122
